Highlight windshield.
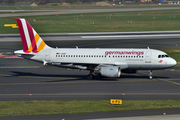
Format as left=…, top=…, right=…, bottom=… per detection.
left=158, top=54, right=169, bottom=58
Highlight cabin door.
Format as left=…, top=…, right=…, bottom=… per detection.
left=45, top=51, right=51, bottom=61
left=145, top=51, right=151, bottom=63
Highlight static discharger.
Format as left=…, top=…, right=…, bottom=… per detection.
left=110, top=99, right=122, bottom=105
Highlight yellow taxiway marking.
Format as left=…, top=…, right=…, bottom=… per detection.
left=0, top=79, right=154, bottom=86
left=0, top=74, right=12, bottom=76
left=19, top=76, right=77, bottom=80
left=158, top=78, right=180, bottom=86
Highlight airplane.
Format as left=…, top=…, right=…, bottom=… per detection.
left=14, top=18, right=177, bottom=80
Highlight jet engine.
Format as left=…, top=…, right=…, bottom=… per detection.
left=97, top=66, right=121, bottom=77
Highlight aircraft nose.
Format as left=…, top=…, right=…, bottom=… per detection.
left=170, top=58, right=177, bottom=67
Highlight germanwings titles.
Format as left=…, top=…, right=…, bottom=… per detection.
left=14, top=18, right=177, bottom=80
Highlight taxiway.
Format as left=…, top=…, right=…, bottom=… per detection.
left=0, top=32, right=180, bottom=119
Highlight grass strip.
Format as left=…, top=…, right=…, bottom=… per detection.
left=0, top=100, right=180, bottom=117
left=1, top=9, right=180, bottom=33
left=161, top=47, right=180, bottom=64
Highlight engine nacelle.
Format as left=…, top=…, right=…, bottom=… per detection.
left=99, top=66, right=121, bottom=77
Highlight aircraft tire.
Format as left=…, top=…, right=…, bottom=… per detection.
left=87, top=74, right=94, bottom=80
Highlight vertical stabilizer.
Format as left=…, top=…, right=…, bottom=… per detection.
left=17, top=18, right=51, bottom=53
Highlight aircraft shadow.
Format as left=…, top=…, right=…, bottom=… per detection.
left=9, top=71, right=87, bottom=82
left=8, top=71, right=170, bottom=83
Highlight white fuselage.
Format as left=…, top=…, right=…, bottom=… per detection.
left=14, top=18, right=177, bottom=79
left=22, top=48, right=176, bottom=70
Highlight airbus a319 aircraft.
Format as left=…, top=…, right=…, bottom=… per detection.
left=14, top=18, right=177, bottom=80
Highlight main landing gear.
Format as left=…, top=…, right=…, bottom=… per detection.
left=87, top=70, right=94, bottom=80
left=148, top=70, right=153, bottom=79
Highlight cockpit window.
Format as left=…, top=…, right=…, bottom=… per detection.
left=158, top=54, right=169, bottom=58
left=165, top=55, right=169, bottom=57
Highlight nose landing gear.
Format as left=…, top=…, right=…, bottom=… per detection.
left=148, top=70, right=153, bottom=79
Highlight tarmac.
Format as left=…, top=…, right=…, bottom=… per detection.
left=0, top=33, right=180, bottom=119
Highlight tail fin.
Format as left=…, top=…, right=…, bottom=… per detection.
left=17, top=18, right=51, bottom=53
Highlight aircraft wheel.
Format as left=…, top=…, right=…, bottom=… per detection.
left=148, top=70, right=153, bottom=79
left=87, top=74, right=94, bottom=80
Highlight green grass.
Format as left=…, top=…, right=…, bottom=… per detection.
left=161, top=47, right=180, bottom=64
left=0, top=100, right=180, bottom=117
left=1, top=9, right=180, bottom=33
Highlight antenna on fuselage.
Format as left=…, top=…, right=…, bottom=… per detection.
left=76, top=46, right=78, bottom=49
left=147, top=46, right=150, bottom=49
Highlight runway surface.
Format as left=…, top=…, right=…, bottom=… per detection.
left=0, top=66, right=180, bottom=101
left=1, top=109, right=180, bottom=120
left=0, top=33, right=180, bottom=119
left=0, top=7, right=180, bottom=17
left=1, top=32, right=180, bottom=53
left=1, top=33, right=180, bottom=101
